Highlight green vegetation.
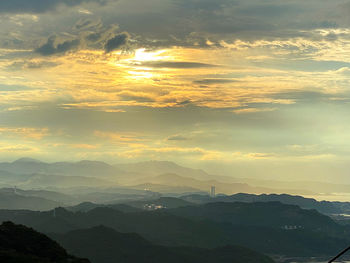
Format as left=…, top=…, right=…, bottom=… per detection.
left=0, top=221, right=89, bottom=263
left=52, top=225, right=274, bottom=263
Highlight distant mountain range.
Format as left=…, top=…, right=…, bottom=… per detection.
left=180, top=193, right=350, bottom=215
left=0, top=158, right=322, bottom=195
left=2, top=157, right=350, bottom=201
left=0, top=158, right=122, bottom=177
left=0, top=188, right=63, bottom=211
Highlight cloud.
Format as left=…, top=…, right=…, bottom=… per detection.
left=94, top=130, right=143, bottom=143
left=232, top=107, right=277, bottom=114
left=0, top=0, right=106, bottom=14
left=167, top=135, right=188, bottom=141
left=140, top=61, right=219, bottom=69
left=7, top=60, right=59, bottom=70
left=193, top=78, right=238, bottom=84
left=70, top=144, right=98, bottom=149
left=35, top=36, right=80, bottom=56
left=73, top=18, right=103, bottom=31
left=0, top=145, right=37, bottom=153
left=104, top=32, right=129, bottom=53
left=0, top=127, right=49, bottom=139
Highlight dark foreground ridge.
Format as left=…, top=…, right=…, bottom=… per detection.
left=51, top=225, right=275, bottom=263
left=0, top=221, right=90, bottom=263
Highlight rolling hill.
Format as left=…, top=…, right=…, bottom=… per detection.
left=51, top=225, right=275, bottom=263
left=181, top=193, right=344, bottom=214
left=0, top=221, right=89, bottom=263
left=0, top=202, right=348, bottom=256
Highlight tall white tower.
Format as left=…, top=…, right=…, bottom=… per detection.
left=210, top=186, right=216, bottom=198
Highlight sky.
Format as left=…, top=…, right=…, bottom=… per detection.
left=1, top=0, right=350, bottom=182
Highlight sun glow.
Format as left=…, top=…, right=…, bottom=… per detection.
left=113, top=48, right=173, bottom=80
left=132, top=48, right=170, bottom=62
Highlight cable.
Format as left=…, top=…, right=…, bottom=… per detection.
left=329, top=246, right=350, bottom=263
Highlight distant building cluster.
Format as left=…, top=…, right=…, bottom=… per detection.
left=144, top=204, right=166, bottom=210
left=281, top=225, right=302, bottom=230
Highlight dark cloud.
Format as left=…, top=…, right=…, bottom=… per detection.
left=84, top=24, right=120, bottom=46
left=140, top=61, right=219, bottom=69
left=118, top=94, right=154, bottom=103
left=104, top=32, right=129, bottom=53
left=0, top=0, right=106, bottom=14
left=73, top=18, right=103, bottom=31
left=167, top=135, right=188, bottom=141
left=7, top=61, right=60, bottom=70
left=271, top=91, right=330, bottom=102
left=193, top=78, right=239, bottom=84
left=177, top=100, right=192, bottom=106
left=175, top=0, right=237, bottom=12
left=35, top=36, right=80, bottom=56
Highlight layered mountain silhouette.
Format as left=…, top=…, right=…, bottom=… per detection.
left=0, top=158, right=326, bottom=195
left=51, top=225, right=274, bottom=263
left=0, top=202, right=349, bottom=257
left=0, top=188, right=63, bottom=211
left=181, top=193, right=346, bottom=214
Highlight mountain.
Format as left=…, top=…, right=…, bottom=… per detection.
left=0, top=203, right=349, bottom=257
left=0, top=187, right=156, bottom=210
left=0, top=207, right=228, bottom=248
left=67, top=202, right=142, bottom=213
left=0, top=169, right=34, bottom=187
left=181, top=193, right=343, bottom=214
left=168, top=202, right=341, bottom=233
left=126, top=197, right=194, bottom=209
left=14, top=157, right=43, bottom=163
left=0, top=158, right=318, bottom=196
left=116, top=160, right=211, bottom=179
left=1, top=188, right=76, bottom=205
left=51, top=225, right=275, bottom=263
left=130, top=183, right=203, bottom=194
left=232, top=177, right=350, bottom=196
left=131, top=173, right=308, bottom=195
left=0, top=188, right=63, bottom=211
left=0, top=221, right=89, bottom=263
left=0, top=159, right=123, bottom=178
left=21, top=174, right=113, bottom=188
left=73, top=191, right=159, bottom=204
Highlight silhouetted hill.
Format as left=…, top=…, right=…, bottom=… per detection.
left=169, top=202, right=341, bottom=232
left=131, top=173, right=296, bottom=195
left=67, top=202, right=103, bottom=212
left=181, top=193, right=343, bottom=214
left=0, top=159, right=123, bottom=178
left=0, top=188, right=62, bottom=211
left=130, top=183, right=203, bottom=194
left=0, top=221, right=89, bottom=263
left=22, top=174, right=113, bottom=188
left=73, top=190, right=159, bottom=204
left=52, top=225, right=275, bottom=263
left=0, top=188, right=75, bottom=205
left=117, top=160, right=210, bottom=179
left=0, top=170, right=33, bottom=185
left=67, top=202, right=142, bottom=213
left=0, top=204, right=349, bottom=256
left=126, top=197, right=194, bottom=209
